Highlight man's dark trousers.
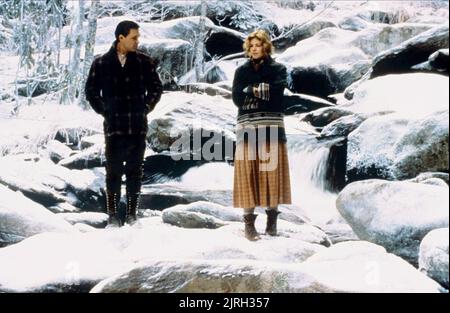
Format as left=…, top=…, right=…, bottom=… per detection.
left=105, top=134, right=146, bottom=219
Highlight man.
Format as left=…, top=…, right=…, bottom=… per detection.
left=85, top=20, right=163, bottom=227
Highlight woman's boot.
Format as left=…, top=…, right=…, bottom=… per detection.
left=265, top=210, right=280, bottom=236
left=243, top=214, right=260, bottom=241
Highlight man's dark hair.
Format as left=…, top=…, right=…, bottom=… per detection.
left=115, top=20, right=139, bottom=40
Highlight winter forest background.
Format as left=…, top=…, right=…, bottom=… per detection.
left=0, top=0, right=448, bottom=293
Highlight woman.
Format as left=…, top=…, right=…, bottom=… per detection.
left=232, top=29, right=292, bottom=241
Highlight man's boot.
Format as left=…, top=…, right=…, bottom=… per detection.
left=125, top=192, right=140, bottom=225
left=106, top=192, right=121, bottom=228
left=265, top=210, right=280, bottom=236
left=243, top=214, right=260, bottom=241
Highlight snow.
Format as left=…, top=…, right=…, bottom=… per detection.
left=0, top=103, right=102, bottom=156
left=347, top=73, right=449, bottom=117
left=0, top=216, right=325, bottom=292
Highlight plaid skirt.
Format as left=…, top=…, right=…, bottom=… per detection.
left=233, top=139, right=292, bottom=209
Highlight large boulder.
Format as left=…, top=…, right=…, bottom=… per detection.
left=39, top=140, right=73, bottom=164
left=301, top=107, right=353, bottom=127
left=319, top=113, right=368, bottom=138
left=412, top=48, right=449, bottom=75
left=139, top=39, right=193, bottom=88
left=58, top=144, right=105, bottom=170
left=347, top=110, right=449, bottom=181
left=343, top=73, right=448, bottom=116
left=0, top=154, right=105, bottom=211
left=347, top=23, right=433, bottom=57
left=371, top=23, right=449, bottom=78
left=279, top=34, right=370, bottom=97
left=419, top=228, right=449, bottom=288
left=56, top=212, right=109, bottom=229
left=283, top=92, right=335, bottom=116
left=336, top=179, right=449, bottom=264
left=91, top=241, right=442, bottom=293
left=0, top=184, right=78, bottom=247
left=0, top=215, right=326, bottom=292
left=273, top=19, right=337, bottom=50
left=146, top=91, right=236, bottom=160
left=392, top=110, right=448, bottom=179
left=278, top=23, right=432, bottom=98
left=408, top=172, right=449, bottom=185
left=93, top=16, right=245, bottom=58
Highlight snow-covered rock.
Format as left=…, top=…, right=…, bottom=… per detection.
left=338, top=15, right=373, bottom=31
left=301, top=107, right=353, bottom=127
left=344, top=73, right=449, bottom=116
left=79, top=134, right=104, bottom=150
left=412, top=48, right=449, bottom=74
left=0, top=154, right=105, bottom=211
left=179, top=83, right=232, bottom=99
left=139, top=39, right=193, bottom=88
left=419, top=228, right=449, bottom=288
left=336, top=179, right=449, bottom=264
left=58, top=144, right=105, bottom=170
left=162, top=208, right=227, bottom=229
left=347, top=110, right=449, bottom=181
left=40, top=140, right=73, bottom=163
left=392, top=110, right=449, bottom=179
left=279, top=35, right=370, bottom=97
left=91, top=241, right=442, bottom=293
left=0, top=184, right=78, bottom=247
left=408, top=172, right=449, bottom=185
left=279, top=23, right=432, bottom=97
left=319, top=113, right=368, bottom=138
left=0, top=155, right=67, bottom=207
left=274, top=19, right=337, bottom=50
left=0, top=216, right=325, bottom=292
left=57, top=212, right=109, bottom=229
left=371, top=23, right=449, bottom=78
left=93, top=16, right=245, bottom=58
left=146, top=91, right=236, bottom=156
left=163, top=201, right=241, bottom=222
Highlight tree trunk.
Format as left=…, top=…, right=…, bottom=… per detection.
left=194, top=0, right=207, bottom=83
left=67, top=0, right=84, bottom=103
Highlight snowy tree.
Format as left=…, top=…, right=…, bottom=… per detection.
left=79, top=0, right=99, bottom=109
left=9, top=0, right=67, bottom=108
left=194, top=0, right=207, bottom=83
left=64, top=0, right=85, bottom=105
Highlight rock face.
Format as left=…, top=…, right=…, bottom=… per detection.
left=91, top=241, right=442, bottom=293
left=371, top=24, right=449, bottom=78
left=392, top=110, right=449, bottom=179
left=319, top=113, right=368, bottom=138
left=57, top=212, right=109, bottom=229
left=278, top=23, right=432, bottom=98
left=58, top=144, right=105, bottom=170
left=0, top=154, right=105, bottom=211
left=336, top=179, right=449, bottom=264
left=146, top=92, right=236, bottom=160
left=0, top=184, right=77, bottom=247
left=419, top=228, right=449, bottom=288
left=301, top=107, right=353, bottom=127
left=347, top=110, right=449, bottom=181
left=273, top=19, right=337, bottom=50
left=139, top=39, right=193, bottom=88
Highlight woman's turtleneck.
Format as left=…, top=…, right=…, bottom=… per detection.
left=251, top=56, right=265, bottom=72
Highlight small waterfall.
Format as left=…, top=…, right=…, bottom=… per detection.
left=287, top=130, right=343, bottom=226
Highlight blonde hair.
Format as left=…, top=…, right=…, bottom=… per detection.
left=243, top=29, right=274, bottom=58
